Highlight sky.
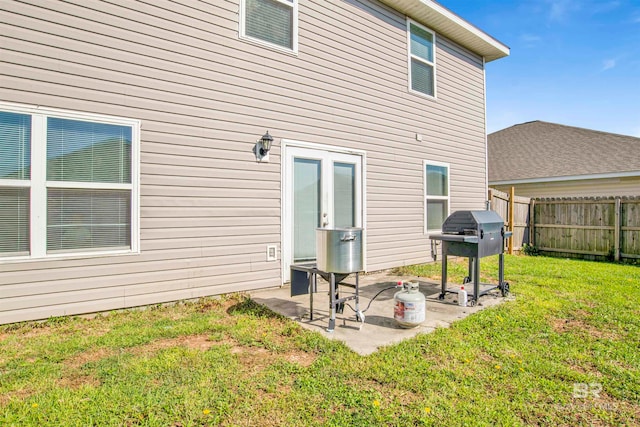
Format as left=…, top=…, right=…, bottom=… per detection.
left=438, top=0, right=640, bottom=137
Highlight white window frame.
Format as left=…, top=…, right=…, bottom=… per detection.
left=424, top=160, right=450, bottom=234
left=407, top=18, right=437, bottom=99
left=239, top=0, right=299, bottom=54
left=0, top=101, right=140, bottom=262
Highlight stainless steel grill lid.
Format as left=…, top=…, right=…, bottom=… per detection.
left=442, top=210, right=504, bottom=236
left=431, top=210, right=507, bottom=258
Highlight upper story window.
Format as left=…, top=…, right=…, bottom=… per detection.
left=0, top=102, right=140, bottom=261
left=408, top=19, right=436, bottom=98
left=424, top=161, right=449, bottom=232
left=241, top=0, right=298, bottom=53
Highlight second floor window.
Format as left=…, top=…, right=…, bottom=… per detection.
left=241, top=0, right=298, bottom=52
left=408, top=20, right=436, bottom=98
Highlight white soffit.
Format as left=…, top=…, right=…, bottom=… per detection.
left=490, top=170, right=640, bottom=186
left=381, top=0, right=510, bottom=62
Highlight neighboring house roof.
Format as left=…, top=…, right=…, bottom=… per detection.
left=488, top=121, right=640, bottom=185
left=381, top=0, right=509, bottom=62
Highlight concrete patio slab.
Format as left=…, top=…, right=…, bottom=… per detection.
left=250, top=270, right=511, bottom=355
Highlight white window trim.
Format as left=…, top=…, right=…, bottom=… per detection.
left=239, top=0, right=299, bottom=55
left=423, top=160, right=450, bottom=234
left=0, top=101, right=141, bottom=262
left=407, top=18, right=437, bottom=99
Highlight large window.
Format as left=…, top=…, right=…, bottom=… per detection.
left=424, top=161, right=449, bottom=232
left=241, top=0, right=298, bottom=52
left=408, top=19, right=436, bottom=98
left=0, top=103, right=139, bottom=260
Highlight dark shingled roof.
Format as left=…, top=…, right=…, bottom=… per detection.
left=487, top=121, right=640, bottom=183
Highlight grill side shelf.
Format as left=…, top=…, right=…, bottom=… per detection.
left=429, top=233, right=479, bottom=244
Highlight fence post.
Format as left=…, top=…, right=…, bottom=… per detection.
left=508, top=187, right=515, bottom=254
left=529, top=199, right=535, bottom=248
left=614, top=197, right=621, bottom=261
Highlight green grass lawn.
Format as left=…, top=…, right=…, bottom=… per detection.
left=1, top=256, right=638, bottom=426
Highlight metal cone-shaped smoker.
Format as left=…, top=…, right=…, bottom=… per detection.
left=290, top=227, right=364, bottom=332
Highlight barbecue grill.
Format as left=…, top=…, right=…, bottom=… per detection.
left=429, top=210, right=512, bottom=305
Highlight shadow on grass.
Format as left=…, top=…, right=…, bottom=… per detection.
left=227, top=297, right=285, bottom=320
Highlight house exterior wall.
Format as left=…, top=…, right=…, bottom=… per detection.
left=0, top=0, right=488, bottom=324
left=492, top=176, right=640, bottom=198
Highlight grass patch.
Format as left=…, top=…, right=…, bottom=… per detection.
left=1, top=257, right=638, bottom=426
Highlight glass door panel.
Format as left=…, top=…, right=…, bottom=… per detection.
left=293, top=158, right=321, bottom=262
left=333, top=162, right=355, bottom=227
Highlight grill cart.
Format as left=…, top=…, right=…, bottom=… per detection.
left=429, top=210, right=512, bottom=306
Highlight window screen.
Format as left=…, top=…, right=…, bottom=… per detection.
left=47, top=118, right=131, bottom=184
left=0, top=111, right=31, bottom=256
left=47, top=188, right=131, bottom=252
left=409, top=21, right=435, bottom=97
left=426, top=164, right=448, bottom=197
left=0, top=188, right=30, bottom=256
left=245, top=0, right=294, bottom=50
left=0, top=111, right=31, bottom=180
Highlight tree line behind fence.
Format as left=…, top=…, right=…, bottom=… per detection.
left=488, top=188, right=640, bottom=261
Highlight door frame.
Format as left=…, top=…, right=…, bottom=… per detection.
left=281, top=139, right=367, bottom=283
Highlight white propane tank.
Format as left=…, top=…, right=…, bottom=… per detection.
left=394, top=281, right=426, bottom=328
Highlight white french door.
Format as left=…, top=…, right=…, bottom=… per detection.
left=283, top=145, right=363, bottom=280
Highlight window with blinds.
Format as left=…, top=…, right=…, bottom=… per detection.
left=0, top=104, right=139, bottom=260
left=46, top=118, right=132, bottom=253
left=408, top=20, right=436, bottom=98
left=241, top=0, right=297, bottom=52
left=0, top=111, right=31, bottom=256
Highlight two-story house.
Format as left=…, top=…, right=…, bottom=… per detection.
left=0, top=0, right=509, bottom=324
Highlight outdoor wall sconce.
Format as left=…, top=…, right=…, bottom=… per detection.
left=255, top=130, right=273, bottom=162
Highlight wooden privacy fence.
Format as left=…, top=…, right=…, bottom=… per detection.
left=488, top=188, right=531, bottom=253
left=489, top=188, right=640, bottom=261
left=533, top=196, right=640, bottom=261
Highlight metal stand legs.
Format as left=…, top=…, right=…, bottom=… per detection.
left=327, top=272, right=360, bottom=332
left=328, top=273, right=336, bottom=332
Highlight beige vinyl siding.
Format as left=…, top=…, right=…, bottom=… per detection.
left=0, top=0, right=488, bottom=323
left=492, top=176, right=640, bottom=198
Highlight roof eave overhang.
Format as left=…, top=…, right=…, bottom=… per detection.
left=489, top=171, right=640, bottom=186
left=380, top=0, right=510, bottom=62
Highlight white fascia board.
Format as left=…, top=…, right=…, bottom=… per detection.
left=380, top=0, right=510, bottom=62
left=490, top=170, right=640, bottom=186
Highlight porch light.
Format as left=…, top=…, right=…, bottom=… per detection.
left=258, top=131, right=273, bottom=156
